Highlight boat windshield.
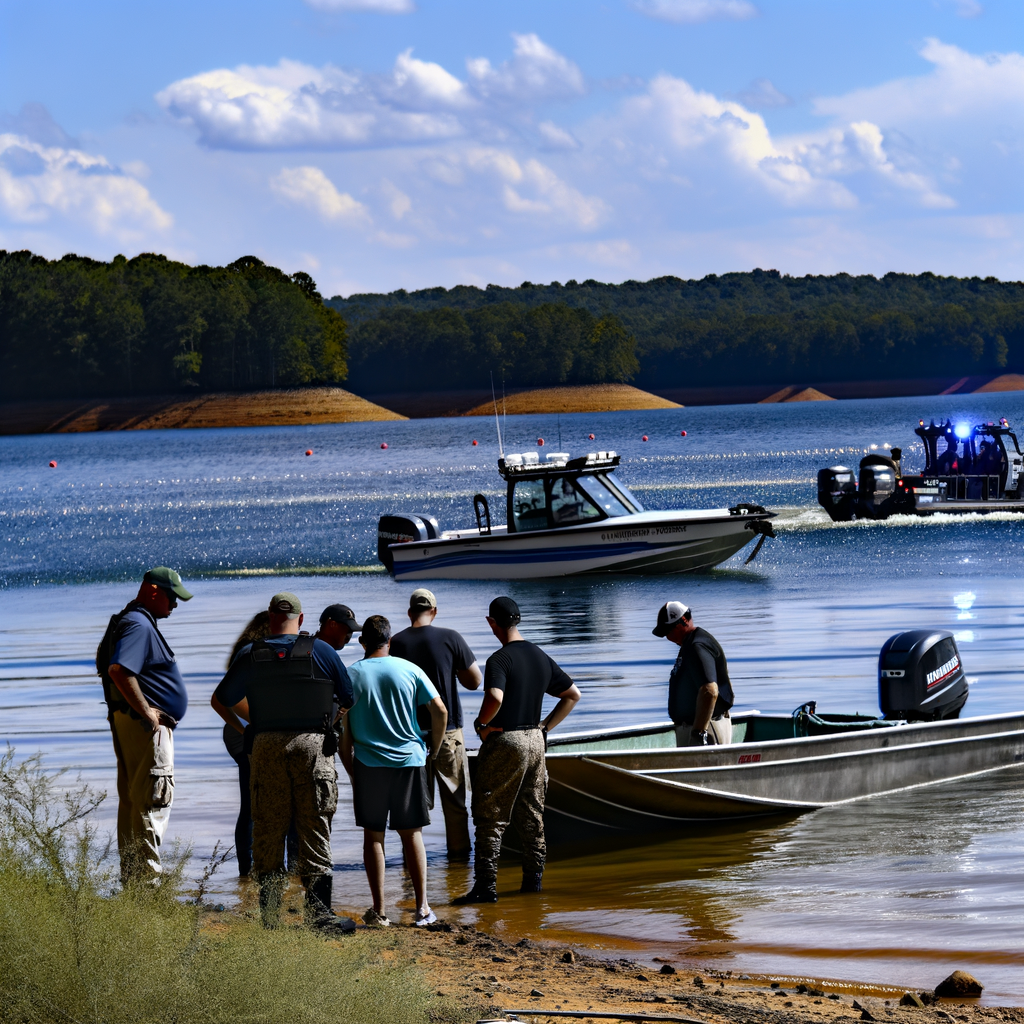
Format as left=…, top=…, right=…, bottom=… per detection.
left=550, top=477, right=603, bottom=525
left=577, top=475, right=632, bottom=518
left=512, top=479, right=550, bottom=532
left=600, top=472, right=644, bottom=513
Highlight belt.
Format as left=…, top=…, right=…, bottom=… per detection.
left=496, top=724, right=542, bottom=733
left=676, top=712, right=730, bottom=726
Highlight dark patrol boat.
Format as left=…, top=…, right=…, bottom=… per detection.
left=817, top=418, right=1024, bottom=521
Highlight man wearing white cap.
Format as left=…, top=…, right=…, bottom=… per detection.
left=389, top=588, right=481, bottom=860
left=652, top=602, right=734, bottom=746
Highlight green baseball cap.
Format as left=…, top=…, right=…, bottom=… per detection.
left=269, top=592, right=302, bottom=619
left=143, top=566, right=193, bottom=600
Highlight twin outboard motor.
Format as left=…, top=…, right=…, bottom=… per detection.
left=878, top=629, right=969, bottom=721
left=377, top=513, right=440, bottom=573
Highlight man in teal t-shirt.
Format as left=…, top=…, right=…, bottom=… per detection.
left=341, top=615, right=448, bottom=928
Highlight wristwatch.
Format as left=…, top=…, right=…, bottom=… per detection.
left=691, top=728, right=710, bottom=745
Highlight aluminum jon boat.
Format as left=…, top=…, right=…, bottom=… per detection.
left=472, top=628, right=1024, bottom=847
left=377, top=450, right=776, bottom=580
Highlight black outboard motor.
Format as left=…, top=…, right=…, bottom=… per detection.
left=817, top=466, right=857, bottom=521
left=878, top=629, right=969, bottom=721
left=377, top=513, right=440, bottom=573
left=857, top=455, right=898, bottom=519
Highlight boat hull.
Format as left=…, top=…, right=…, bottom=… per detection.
left=485, top=712, right=1024, bottom=844
left=388, top=510, right=766, bottom=580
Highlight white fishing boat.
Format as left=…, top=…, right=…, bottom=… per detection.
left=377, top=450, right=776, bottom=580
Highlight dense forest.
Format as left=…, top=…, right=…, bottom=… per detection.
left=0, top=251, right=347, bottom=400
left=333, top=271, right=1024, bottom=391
left=4, top=250, right=1024, bottom=402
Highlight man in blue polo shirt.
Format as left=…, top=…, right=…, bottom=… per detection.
left=341, top=615, right=448, bottom=928
left=101, top=566, right=192, bottom=884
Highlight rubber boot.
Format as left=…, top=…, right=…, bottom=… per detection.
left=520, top=871, right=543, bottom=893
left=304, top=874, right=355, bottom=935
left=453, top=878, right=498, bottom=905
left=258, top=874, right=285, bottom=929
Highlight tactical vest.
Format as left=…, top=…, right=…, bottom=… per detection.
left=244, top=635, right=335, bottom=733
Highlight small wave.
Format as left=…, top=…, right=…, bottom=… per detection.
left=773, top=506, right=1024, bottom=532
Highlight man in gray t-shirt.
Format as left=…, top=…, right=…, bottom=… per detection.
left=652, top=601, right=734, bottom=747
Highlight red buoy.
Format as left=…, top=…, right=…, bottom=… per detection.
left=472, top=440, right=478, bottom=446
left=49, top=460, right=57, bottom=468
left=537, top=438, right=544, bottom=446
left=680, top=430, right=687, bottom=437
left=642, top=435, right=648, bottom=442
left=380, top=443, right=388, bottom=450
left=588, top=433, right=595, bottom=440
left=305, top=449, right=313, bottom=456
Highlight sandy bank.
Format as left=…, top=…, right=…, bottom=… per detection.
left=463, top=383, right=682, bottom=417
left=760, top=385, right=836, bottom=403
left=0, top=387, right=405, bottom=435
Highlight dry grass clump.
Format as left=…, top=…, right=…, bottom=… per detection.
left=0, top=749, right=429, bottom=1024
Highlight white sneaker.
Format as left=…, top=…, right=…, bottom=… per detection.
left=414, top=909, right=437, bottom=928
left=363, top=907, right=391, bottom=928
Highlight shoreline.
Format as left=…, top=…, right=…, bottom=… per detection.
left=5, top=375, right=1024, bottom=435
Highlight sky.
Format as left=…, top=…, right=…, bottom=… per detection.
left=1, top=0, right=1023, bottom=296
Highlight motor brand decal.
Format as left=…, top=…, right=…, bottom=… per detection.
left=737, top=753, right=761, bottom=764
left=926, top=655, right=960, bottom=689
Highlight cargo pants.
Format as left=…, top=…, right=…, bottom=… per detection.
left=109, top=711, right=175, bottom=884
left=674, top=713, right=732, bottom=747
left=426, top=727, right=471, bottom=857
left=250, top=732, right=338, bottom=882
left=471, top=728, right=547, bottom=883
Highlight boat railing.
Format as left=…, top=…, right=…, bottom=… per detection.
left=930, top=474, right=1001, bottom=500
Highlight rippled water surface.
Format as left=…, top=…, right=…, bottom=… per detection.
left=3, top=394, right=1024, bottom=1001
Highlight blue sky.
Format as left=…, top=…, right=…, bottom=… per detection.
left=1, top=0, right=1022, bottom=295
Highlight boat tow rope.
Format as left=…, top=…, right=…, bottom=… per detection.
left=743, top=518, right=777, bottom=565
left=484, top=1011, right=706, bottom=1023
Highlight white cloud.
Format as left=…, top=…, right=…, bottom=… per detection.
left=270, top=165, right=369, bottom=221
left=630, top=0, right=758, bottom=24
left=380, top=178, right=411, bottom=219
left=0, top=133, right=172, bottom=240
left=953, top=0, right=982, bottom=18
left=156, top=35, right=582, bottom=151
left=734, top=78, right=792, bottom=110
left=303, top=0, right=414, bottom=11
left=466, top=33, right=585, bottom=103
left=538, top=120, right=580, bottom=150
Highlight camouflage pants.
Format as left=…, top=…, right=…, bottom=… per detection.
left=250, top=732, right=338, bottom=881
left=471, top=729, right=547, bottom=882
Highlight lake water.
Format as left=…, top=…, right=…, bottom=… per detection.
left=3, top=393, right=1024, bottom=1001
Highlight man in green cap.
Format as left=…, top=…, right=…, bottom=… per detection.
left=212, top=591, right=355, bottom=934
left=97, top=566, right=193, bottom=883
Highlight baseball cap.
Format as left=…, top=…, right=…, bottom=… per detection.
left=269, top=592, right=302, bottom=620
left=652, top=601, right=690, bottom=637
left=143, top=566, right=193, bottom=601
left=319, top=603, right=361, bottom=631
left=409, top=588, right=437, bottom=611
left=488, top=596, right=521, bottom=628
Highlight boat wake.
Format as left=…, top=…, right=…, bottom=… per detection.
left=773, top=506, right=1024, bottom=532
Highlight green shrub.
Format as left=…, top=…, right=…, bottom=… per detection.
left=0, top=749, right=430, bottom=1024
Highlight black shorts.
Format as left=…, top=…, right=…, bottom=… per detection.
left=352, top=760, right=430, bottom=832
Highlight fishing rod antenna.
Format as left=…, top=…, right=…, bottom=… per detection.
left=491, top=371, right=504, bottom=458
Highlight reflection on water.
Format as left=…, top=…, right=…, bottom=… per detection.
left=3, top=394, right=1024, bottom=1000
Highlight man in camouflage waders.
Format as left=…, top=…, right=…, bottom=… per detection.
left=454, top=597, right=581, bottom=904
left=213, top=592, right=354, bottom=933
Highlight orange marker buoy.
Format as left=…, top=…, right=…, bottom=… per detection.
left=588, top=433, right=595, bottom=440
left=680, top=430, right=687, bottom=437
left=49, top=460, right=57, bottom=468
left=380, top=443, right=388, bottom=449
left=537, top=438, right=544, bottom=446
left=305, top=449, right=313, bottom=456
left=642, top=435, right=648, bottom=442
left=472, top=440, right=478, bottom=446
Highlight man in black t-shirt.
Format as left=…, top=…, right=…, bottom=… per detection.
left=389, top=588, right=482, bottom=859
left=652, top=601, right=734, bottom=746
left=453, top=596, right=581, bottom=905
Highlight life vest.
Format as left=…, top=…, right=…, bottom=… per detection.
left=244, top=635, right=335, bottom=733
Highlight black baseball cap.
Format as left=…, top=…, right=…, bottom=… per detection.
left=488, top=596, right=521, bottom=628
left=652, top=601, right=690, bottom=637
left=320, top=604, right=361, bottom=631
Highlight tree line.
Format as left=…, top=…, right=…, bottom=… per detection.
left=5, top=251, right=1024, bottom=402
left=0, top=251, right=347, bottom=401
left=334, top=269, right=1024, bottom=390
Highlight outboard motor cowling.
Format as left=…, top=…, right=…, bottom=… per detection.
left=817, top=466, right=857, bottom=522
left=878, top=629, right=968, bottom=721
left=858, top=456, right=897, bottom=519
left=377, top=513, right=438, bottom=573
